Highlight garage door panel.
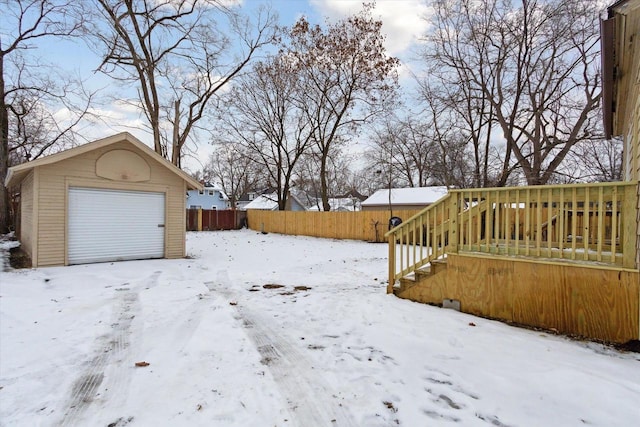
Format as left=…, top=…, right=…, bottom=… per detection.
left=68, top=188, right=165, bottom=264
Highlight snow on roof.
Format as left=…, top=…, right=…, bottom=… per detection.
left=361, top=186, right=449, bottom=207
left=308, top=198, right=361, bottom=211
left=243, top=193, right=279, bottom=210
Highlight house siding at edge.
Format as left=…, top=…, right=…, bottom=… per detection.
left=602, top=0, right=640, bottom=268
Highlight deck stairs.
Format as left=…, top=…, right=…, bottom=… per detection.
left=387, top=182, right=638, bottom=295
left=396, top=258, right=448, bottom=296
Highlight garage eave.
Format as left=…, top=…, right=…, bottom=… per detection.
left=5, top=132, right=204, bottom=191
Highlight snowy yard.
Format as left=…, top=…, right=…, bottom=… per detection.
left=1, top=230, right=639, bottom=426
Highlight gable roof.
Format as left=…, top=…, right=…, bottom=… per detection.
left=5, top=132, right=202, bottom=190
left=243, top=194, right=279, bottom=210
left=337, top=189, right=368, bottom=202
left=243, top=192, right=307, bottom=211
left=308, top=197, right=361, bottom=211
left=361, top=186, right=449, bottom=207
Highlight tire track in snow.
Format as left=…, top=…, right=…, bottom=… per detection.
left=212, top=271, right=357, bottom=427
left=58, top=291, right=138, bottom=426
left=57, top=270, right=161, bottom=426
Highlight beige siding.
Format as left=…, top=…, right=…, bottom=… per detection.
left=19, top=171, right=35, bottom=260
left=625, top=7, right=640, bottom=269
left=623, top=39, right=639, bottom=182
left=620, top=5, right=640, bottom=182
left=33, top=141, right=187, bottom=266
left=613, top=3, right=640, bottom=270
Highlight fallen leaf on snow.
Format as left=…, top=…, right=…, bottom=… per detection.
left=135, top=361, right=150, bottom=367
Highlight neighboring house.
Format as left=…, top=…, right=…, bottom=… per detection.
left=4, top=132, right=202, bottom=267
left=361, top=186, right=449, bottom=211
left=235, top=190, right=259, bottom=210
left=186, top=184, right=230, bottom=210
left=308, top=197, right=362, bottom=212
left=243, top=192, right=307, bottom=211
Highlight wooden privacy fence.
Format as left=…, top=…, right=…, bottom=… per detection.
left=387, top=181, right=639, bottom=285
left=246, top=209, right=423, bottom=242
left=186, top=209, right=247, bottom=231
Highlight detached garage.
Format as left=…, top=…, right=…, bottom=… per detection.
left=5, top=132, right=202, bottom=267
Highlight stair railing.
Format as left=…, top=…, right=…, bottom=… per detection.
left=386, top=182, right=638, bottom=293
left=386, top=193, right=455, bottom=292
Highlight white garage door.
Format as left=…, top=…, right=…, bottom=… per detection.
left=68, top=187, right=165, bottom=264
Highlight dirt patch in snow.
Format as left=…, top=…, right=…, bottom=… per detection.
left=616, top=340, right=640, bottom=353
left=9, top=247, right=31, bottom=269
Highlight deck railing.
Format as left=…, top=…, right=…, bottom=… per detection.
left=386, top=182, right=638, bottom=289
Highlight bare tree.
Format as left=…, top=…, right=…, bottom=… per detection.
left=287, top=5, right=399, bottom=211
left=88, top=0, right=277, bottom=167
left=558, top=137, right=623, bottom=183
left=204, top=142, right=263, bottom=209
left=368, top=118, right=434, bottom=188
left=293, top=148, right=354, bottom=209
left=220, top=56, right=314, bottom=210
left=417, top=80, right=507, bottom=187
left=1, top=0, right=89, bottom=233
left=366, top=109, right=474, bottom=190
left=423, top=0, right=602, bottom=186
left=348, top=162, right=389, bottom=198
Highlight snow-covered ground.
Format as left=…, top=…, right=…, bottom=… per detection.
left=1, top=230, right=638, bottom=427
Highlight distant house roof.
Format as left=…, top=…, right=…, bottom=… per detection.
left=308, top=197, right=361, bottom=212
left=244, top=193, right=279, bottom=210
left=243, top=192, right=307, bottom=211
left=361, top=187, right=449, bottom=208
left=237, top=186, right=277, bottom=203
left=337, top=189, right=368, bottom=202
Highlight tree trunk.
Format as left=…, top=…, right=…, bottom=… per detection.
left=172, top=99, right=180, bottom=167
left=0, top=54, right=11, bottom=234
left=320, top=147, right=330, bottom=211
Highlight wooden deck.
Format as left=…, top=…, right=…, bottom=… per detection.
left=387, top=182, right=640, bottom=343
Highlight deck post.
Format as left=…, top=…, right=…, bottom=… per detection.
left=448, top=193, right=458, bottom=254
left=621, top=185, right=638, bottom=269
left=388, top=234, right=395, bottom=294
